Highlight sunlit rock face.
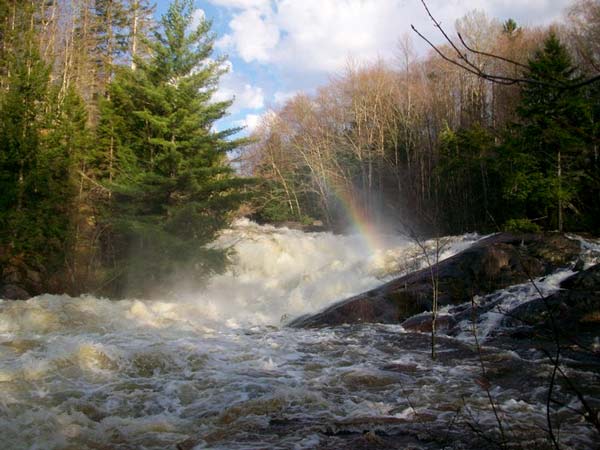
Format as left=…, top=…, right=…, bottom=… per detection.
left=0, top=221, right=597, bottom=449
left=176, top=219, right=479, bottom=327
left=290, top=232, right=582, bottom=328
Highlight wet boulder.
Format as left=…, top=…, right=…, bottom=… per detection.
left=400, top=313, right=457, bottom=333
left=0, top=254, right=45, bottom=300
left=483, top=264, right=600, bottom=373
left=290, top=233, right=581, bottom=328
left=0, top=284, right=31, bottom=300
left=505, top=263, right=600, bottom=332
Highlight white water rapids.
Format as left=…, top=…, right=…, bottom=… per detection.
left=0, top=221, right=597, bottom=449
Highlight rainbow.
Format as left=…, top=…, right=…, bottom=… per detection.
left=328, top=183, right=386, bottom=254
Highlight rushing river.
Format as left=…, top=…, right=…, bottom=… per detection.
left=0, top=221, right=598, bottom=449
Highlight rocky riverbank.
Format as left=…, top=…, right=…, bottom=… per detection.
left=2, top=225, right=598, bottom=450
left=283, top=233, right=600, bottom=449
left=0, top=253, right=47, bottom=300
left=289, top=232, right=587, bottom=328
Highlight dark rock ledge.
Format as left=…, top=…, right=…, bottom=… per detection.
left=289, top=233, right=582, bottom=328
left=0, top=254, right=46, bottom=300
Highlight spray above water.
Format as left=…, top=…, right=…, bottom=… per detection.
left=182, top=219, right=477, bottom=327
left=0, top=220, right=484, bottom=450
left=1, top=219, right=478, bottom=335
left=4, top=222, right=595, bottom=450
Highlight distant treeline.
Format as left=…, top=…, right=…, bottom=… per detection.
left=0, top=0, right=250, bottom=297
left=0, top=0, right=598, bottom=298
left=244, top=3, right=599, bottom=236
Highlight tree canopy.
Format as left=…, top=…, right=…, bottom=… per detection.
left=0, top=0, right=250, bottom=296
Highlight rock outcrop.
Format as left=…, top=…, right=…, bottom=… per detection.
left=290, top=233, right=581, bottom=328
left=504, top=263, right=600, bottom=334
left=0, top=284, right=31, bottom=300
left=0, top=254, right=45, bottom=300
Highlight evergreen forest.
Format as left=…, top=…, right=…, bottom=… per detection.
left=0, top=0, right=250, bottom=297
left=245, top=4, right=600, bottom=238
left=0, top=0, right=598, bottom=298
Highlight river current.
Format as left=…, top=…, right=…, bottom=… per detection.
left=0, top=220, right=598, bottom=449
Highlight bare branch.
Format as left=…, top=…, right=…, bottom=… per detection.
left=411, top=24, right=520, bottom=86
left=457, top=31, right=529, bottom=70
left=411, top=0, right=600, bottom=90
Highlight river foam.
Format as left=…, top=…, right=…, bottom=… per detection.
left=155, top=219, right=479, bottom=327
left=0, top=221, right=597, bottom=449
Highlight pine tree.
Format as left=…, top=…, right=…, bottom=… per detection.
left=93, top=0, right=129, bottom=94
left=0, top=3, right=74, bottom=271
left=580, top=78, right=600, bottom=231
left=0, top=0, right=9, bottom=83
left=66, top=0, right=100, bottom=121
left=45, top=85, right=94, bottom=283
left=127, top=0, right=155, bottom=70
left=501, top=32, right=592, bottom=231
left=100, top=0, right=250, bottom=296
left=436, top=124, right=499, bottom=233
left=502, top=18, right=519, bottom=35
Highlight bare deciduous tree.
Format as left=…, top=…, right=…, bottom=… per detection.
left=411, top=0, right=600, bottom=89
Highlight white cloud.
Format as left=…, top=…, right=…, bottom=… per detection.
left=273, top=90, right=298, bottom=105
left=238, top=84, right=265, bottom=110
left=211, top=0, right=573, bottom=75
left=274, top=0, right=404, bottom=72
left=234, top=113, right=262, bottom=133
left=190, top=8, right=206, bottom=30
left=480, top=0, right=571, bottom=25
left=214, top=70, right=265, bottom=113
left=233, top=110, right=277, bottom=133
left=217, top=8, right=280, bottom=62
left=209, top=0, right=270, bottom=9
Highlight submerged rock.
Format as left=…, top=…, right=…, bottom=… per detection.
left=400, top=313, right=457, bottom=333
left=0, top=255, right=45, bottom=300
left=480, top=263, right=600, bottom=378
left=0, top=284, right=30, bottom=300
left=505, top=263, right=600, bottom=332
left=290, top=233, right=580, bottom=328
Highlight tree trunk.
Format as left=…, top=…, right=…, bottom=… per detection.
left=130, top=0, right=138, bottom=70
left=557, top=150, right=563, bottom=232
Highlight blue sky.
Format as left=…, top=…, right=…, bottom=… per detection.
left=154, top=0, right=573, bottom=135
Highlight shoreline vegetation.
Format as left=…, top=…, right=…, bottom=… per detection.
left=1, top=0, right=598, bottom=299
left=0, top=1, right=599, bottom=448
